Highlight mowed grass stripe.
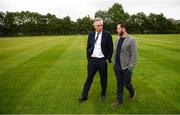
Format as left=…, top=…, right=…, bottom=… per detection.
left=137, top=38, right=180, bottom=53
left=0, top=37, right=59, bottom=60
left=137, top=40, right=180, bottom=61
left=135, top=37, right=180, bottom=113
left=134, top=34, right=180, bottom=44
left=0, top=37, right=48, bottom=48
left=0, top=35, right=179, bottom=113
left=12, top=36, right=89, bottom=113
left=137, top=42, right=180, bottom=73
left=0, top=37, right=67, bottom=75
left=0, top=37, right=74, bottom=113
left=0, top=36, right=64, bottom=60
left=134, top=56, right=180, bottom=113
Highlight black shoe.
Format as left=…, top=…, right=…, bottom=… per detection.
left=100, top=95, right=106, bottom=101
left=78, top=96, right=87, bottom=101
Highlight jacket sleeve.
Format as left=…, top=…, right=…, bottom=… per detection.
left=128, top=39, right=137, bottom=71
left=107, top=33, right=113, bottom=63
left=86, top=32, right=91, bottom=59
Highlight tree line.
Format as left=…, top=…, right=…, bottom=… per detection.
left=0, top=3, right=180, bottom=37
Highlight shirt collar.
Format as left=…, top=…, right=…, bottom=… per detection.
left=96, top=31, right=102, bottom=35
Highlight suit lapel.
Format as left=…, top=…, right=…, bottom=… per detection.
left=101, top=31, right=105, bottom=43
left=100, top=31, right=104, bottom=48
left=121, top=35, right=129, bottom=51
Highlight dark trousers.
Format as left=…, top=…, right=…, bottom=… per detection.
left=82, top=57, right=107, bottom=97
left=113, top=65, right=135, bottom=103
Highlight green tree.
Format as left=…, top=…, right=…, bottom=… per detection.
left=128, top=12, right=148, bottom=33
left=77, top=15, right=93, bottom=34
left=0, top=12, right=5, bottom=36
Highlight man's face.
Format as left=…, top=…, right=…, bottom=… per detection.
left=116, top=24, right=124, bottom=36
left=94, top=21, right=103, bottom=32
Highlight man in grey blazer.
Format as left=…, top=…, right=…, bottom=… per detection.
left=111, top=22, right=137, bottom=107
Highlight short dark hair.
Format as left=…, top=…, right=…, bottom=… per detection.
left=118, top=22, right=129, bottom=33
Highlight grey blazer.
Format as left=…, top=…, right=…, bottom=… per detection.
left=113, top=35, right=137, bottom=72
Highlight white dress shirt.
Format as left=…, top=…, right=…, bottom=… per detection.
left=91, top=31, right=104, bottom=58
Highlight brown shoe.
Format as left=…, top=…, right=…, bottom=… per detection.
left=111, top=101, right=122, bottom=107
left=129, top=90, right=136, bottom=101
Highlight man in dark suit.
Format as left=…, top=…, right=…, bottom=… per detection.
left=79, top=17, right=113, bottom=101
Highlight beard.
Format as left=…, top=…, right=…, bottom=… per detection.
left=119, top=31, right=124, bottom=36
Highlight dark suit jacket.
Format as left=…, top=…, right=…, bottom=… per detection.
left=86, top=30, right=113, bottom=62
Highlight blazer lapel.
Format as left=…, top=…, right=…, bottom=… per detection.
left=121, top=35, right=129, bottom=51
